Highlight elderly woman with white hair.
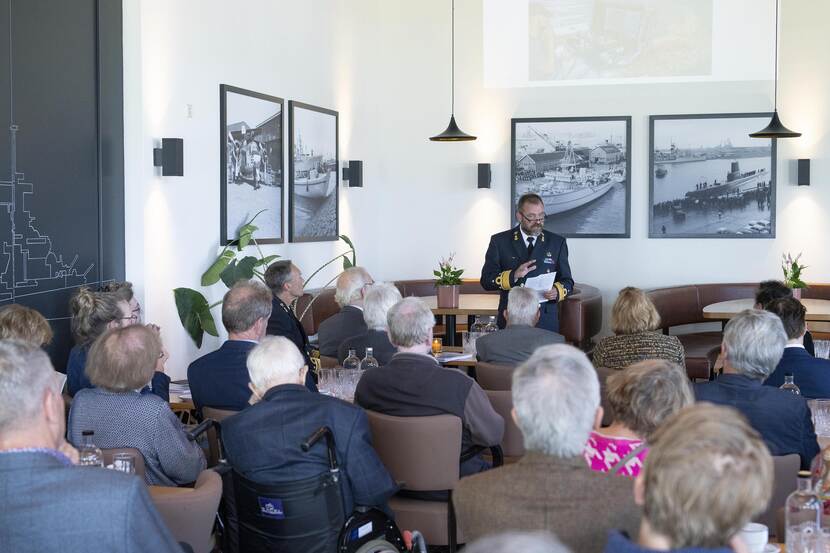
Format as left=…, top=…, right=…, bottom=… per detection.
left=337, top=282, right=402, bottom=365
left=317, top=266, right=374, bottom=356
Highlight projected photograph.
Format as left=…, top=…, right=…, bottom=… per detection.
left=528, top=0, right=713, bottom=82
left=649, top=113, right=775, bottom=239
left=220, top=84, right=283, bottom=245
left=511, top=116, right=631, bottom=238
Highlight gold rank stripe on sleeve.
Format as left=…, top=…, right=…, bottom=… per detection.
left=496, top=270, right=512, bottom=291
left=554, top=282, right=567, bottom=300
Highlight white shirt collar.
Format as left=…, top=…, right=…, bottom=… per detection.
left=519, top=227, right=539, bottom=247
left=785, top=343, right=806, bottom=349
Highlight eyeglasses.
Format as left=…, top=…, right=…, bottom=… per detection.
left=519, top=211, right=546, bottom=224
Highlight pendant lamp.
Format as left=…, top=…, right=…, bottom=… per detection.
left=749, top=0, right=801, bottom=138
left=430, top=0, right=476, bottom=142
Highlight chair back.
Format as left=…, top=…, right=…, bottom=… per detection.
left=475, top=362, right=514, bottom=391
left=149, top=469, right=223, bottom=553
left=198, top=411, right=236, bottom=468
left=101, top=447, right=146, bottom=478
left=319, top=355, right=340, bottom=369
left=365, top=411, right=461, bottom=491
left=484, top=390, right=524, bottom=459
left=202, top=407, right=238, bottom=422
left=756, top=454, right=800, bottom=534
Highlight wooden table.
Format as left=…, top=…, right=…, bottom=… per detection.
left=421, top=294, right=499, bottom=346
left=703, top=298, right=830, bottom=333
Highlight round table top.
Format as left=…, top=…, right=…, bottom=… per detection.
left=420, top=294, right=500, bottom=316
left=703, top=298, right=830, bottom=321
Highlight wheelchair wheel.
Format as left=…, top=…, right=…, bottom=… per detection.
left=350, top=538, right=403, bottom=553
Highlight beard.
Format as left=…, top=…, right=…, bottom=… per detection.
left=520, top=221, right=543, bottom=236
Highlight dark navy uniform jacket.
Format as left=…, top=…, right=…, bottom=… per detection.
left=480, top=226, right=573, bottom=333
left=266, top=297, right=318, bottom=392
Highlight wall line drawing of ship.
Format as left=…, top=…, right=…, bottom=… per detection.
left=293, top=134, right=334, bottom=199
left=684, top=161, right=766, bottom=200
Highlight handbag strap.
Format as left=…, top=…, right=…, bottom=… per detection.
left=610, top=443, right=647, bottom=476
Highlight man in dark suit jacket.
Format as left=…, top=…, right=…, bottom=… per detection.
left=0, top=341, right=184, bottom=553
left=188, top=281, right=273, bottom=413
left=695, top=309, right=820, bottom=469
left=476, top=286, right=565, bottom=365
left=480, top=193, right=573, bottom=333
left=222, top=336, right=396, bottom=517
left=264, top=260, right=317, bottom=392
left=756, top=280, right=816, bottom=356
left=337, top=282, right=401, bottom=365
left=764, top=297, right=830, bottom=398
left=317, top=267, right=373, bottom=357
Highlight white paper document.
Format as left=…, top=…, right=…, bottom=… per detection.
left=524, top=272, right=556, bottom=302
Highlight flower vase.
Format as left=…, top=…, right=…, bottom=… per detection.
left=793, top=288, right=802, bottom=300
left=436, top=285, right=460, bottom=308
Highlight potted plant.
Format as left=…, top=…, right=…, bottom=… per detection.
left=782, top=252, right=808, bottom=299
left=434, top=253, right=463, bottom=308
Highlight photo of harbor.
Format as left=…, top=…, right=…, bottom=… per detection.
left=649, top=114, right=774, bottom=238
left=512, top=117, right=631, bottom=237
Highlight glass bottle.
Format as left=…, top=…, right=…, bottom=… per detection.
left=470, top=316, right=484, bottom=334
left=781, top=374, right=801, bottom=395
left=77, top=430, right=104, bottom=467
left=343, top=349, right=360, bottom=371
left=360, top=347, right=379, bottom=371
left=484, top=316, right=498, bottom=333
left=786, top=470, right=823, bottom=552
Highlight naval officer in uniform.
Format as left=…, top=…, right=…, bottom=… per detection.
left=480, top=193, right=573, bottom=333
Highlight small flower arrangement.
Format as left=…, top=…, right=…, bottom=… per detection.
left=434, top=253, right=464, bottom=286
left=782, top=252, right=808, bottom=289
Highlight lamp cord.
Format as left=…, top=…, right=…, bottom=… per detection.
left=773, top=0, right=778, bottom=109
left=451, top=0, right=455, bottom=116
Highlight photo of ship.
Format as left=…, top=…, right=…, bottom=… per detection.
left=292, top=134, right=335, bottom=199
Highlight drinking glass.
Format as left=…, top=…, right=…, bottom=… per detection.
left=319, top=368, right=333, bottom=395
left=112, top=452, right=136, bottom=475
left=432, top=337, right=443, bottom=354
left=809, top=399, right=830, bottom=437
left=816, top=340, right=830, bottom=360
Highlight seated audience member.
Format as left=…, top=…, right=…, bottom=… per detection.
left=338, top=282, right=401, bottom=365
left=591, top=287, right=684, bottom=370
left=454, top=344, right=639, bottom=553
left=100, top=280, right=143, bottom=323
left=0, top=340, right=184, bottom=552
left=264, top=260, right=317, bottom=392
left=463, top=532, right=572, bottom=553
left=756, top=279, right=815, bottom=356
left=764, top=297, right=830, bottom=398
left=605, top=404, right=772, bottom=553
left=317, top=267, right=373, bottom=357
left=355, top=297, right=504, bottom=477
left=68, top=325, right=206, bottom=486
left=695, top=309, right=819, bottom=469
left=67, top=287, right=169, bottom=400
left=188, top=280, right=272, bottom=412
left=585, top=360, right=693, bottom=478
left=222, top=336, right=396, bottom=516
left=0, top=304, right=53, bottom=346
left=475, top=287, right=564, bottom=365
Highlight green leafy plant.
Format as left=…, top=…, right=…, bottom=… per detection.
left=782, top=252, right=808, bottom=289
left=433, top=253, right=464, bottom=286
left=174, top=210, right=356, bottom=347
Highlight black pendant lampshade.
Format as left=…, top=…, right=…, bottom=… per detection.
left=430, top=0, right=476, bottom=142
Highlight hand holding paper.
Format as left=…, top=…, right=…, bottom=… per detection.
left=524, top=272, right=557, bottom=303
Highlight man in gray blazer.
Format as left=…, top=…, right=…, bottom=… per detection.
left=317, top=266, right=373, bottom=356
left=0, top=341, right=184, bottom=553
left=475, top=287, right=564, bottom=365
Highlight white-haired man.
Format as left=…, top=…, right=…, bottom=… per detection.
left=475, top=287, right=565, bottom=365
left=355, top=297, right=504, bottom=478
left=0, top=341, right=184, bottom=552
left=338, top=282, right=401, bottom=365
left=454, top=344, right=639, bottom=553
left=317, top=267, right=373, bottom=357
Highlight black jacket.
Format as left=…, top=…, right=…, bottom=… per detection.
left=266, top=297, right=318, bottom=392
left=187, top=340, right=255, bottom=412
left=337, top=329, right=397, bottom=366
left=317, top=305, right=368, bottom=357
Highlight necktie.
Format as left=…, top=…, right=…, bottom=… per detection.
left=526, top=236, right=535, bottom=258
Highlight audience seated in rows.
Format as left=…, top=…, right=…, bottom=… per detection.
left=188, top=280, right=272, bottom=413
left=0, top=304, right=53, bottom=346
left=355, top=297, right=504, bottom=478
left=67, top=286, right=170, bottom=400
left=338, top=282, right=401, bottom=365
left=606, top=404, right=772, bottom=553
left=764, top=296, right=830, bottom=398
left=463, top=532, right=572, bottom=553
left=475, top=287, right=564, bottom=365
left=585, top=359, right=692, bottom=478
left=222, top=336, right=396, bottom=515
left=756, top=279, right=815, bottom=356
left=591, top=287, right=684, bottom=370
left=264, top=260, right=317, bottom=392
left=455, top=344, right=640, bottom=553
left=0, top=340, right=185, bottom=552
left=68, top=325, right=205, bottom=486
left=317, top=266, right=373, bottom=357
left=100, top=280, right=143, bottom=323
left=695, top=309, right=820, bottom=469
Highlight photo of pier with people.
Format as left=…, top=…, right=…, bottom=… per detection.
left=649, top=114, right=774, bottom=238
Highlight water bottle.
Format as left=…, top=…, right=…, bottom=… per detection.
left=484, top=316, right=498, bottom=333
left=781, top=374, right=801, bottom=395
left=360, top=347, right=379, bottom=371
left=343, top=349, right=360, bottom=371
left=786, top=470, right=823, bottom=552
left=470, top=317, right=484, bottom=333
left=78, top=430, right=104, bottom=467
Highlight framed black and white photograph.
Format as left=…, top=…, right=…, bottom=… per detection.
left=288, top=101, right=339, bottom=243
left=511, top=116, right=631, bottom=238
left=220, top=84, right=284, bottom=245
left=649, top=113, right=775, bottom=238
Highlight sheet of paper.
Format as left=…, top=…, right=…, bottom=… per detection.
left=524, top=272, right=557, bottom=302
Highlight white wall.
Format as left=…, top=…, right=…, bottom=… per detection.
left=124, top=0, right=830, bottom=378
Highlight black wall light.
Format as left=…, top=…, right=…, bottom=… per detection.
left=798, top=159, right=810, bottom=186
left=153, top=138, right=184, bottom=176
left=478, top=163, right=491, bottom=188
left=342, top=160, right=363, bottom=188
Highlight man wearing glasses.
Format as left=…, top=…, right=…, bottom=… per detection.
left=480, top=193, right=573, bottom=333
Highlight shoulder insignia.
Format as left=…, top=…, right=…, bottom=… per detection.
left=540, top=234, right=545, bottom=242
left=513, top=231, right=519, bottom=241
left=546, top=251, right=552, bottom=257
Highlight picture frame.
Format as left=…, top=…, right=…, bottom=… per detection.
left=648, top=113, right=776, bottom=239
left=288, top=101, right=339, bottom=243
left=511, top=116, right=632, bottom=238
left=220, top=84, right=284, bottom=245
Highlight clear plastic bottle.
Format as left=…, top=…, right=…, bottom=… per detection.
left=786, top=470, right=823, bottom=552
left=360, top=347, right=379, bottom=371
left=77, top=430, right=104, bottom=467
left=343, top=349, right=360, bottom=371
left=484, top=316, right=498, bottom=333
left=781, top=374, right=801, bottom=395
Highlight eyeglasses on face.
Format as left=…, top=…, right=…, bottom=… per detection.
left=519, top=211, right=546, bottom=223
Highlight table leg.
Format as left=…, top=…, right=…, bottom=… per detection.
left=445, top=314, right=457, bottom=347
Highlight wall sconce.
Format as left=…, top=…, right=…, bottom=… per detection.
left=153, top=138, right=184, bottom=177
left=477, top=163, right=491, bottom=189
left=342, top=160, right=363, bottom=188
left=798, top=159, right=810, bottom=186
